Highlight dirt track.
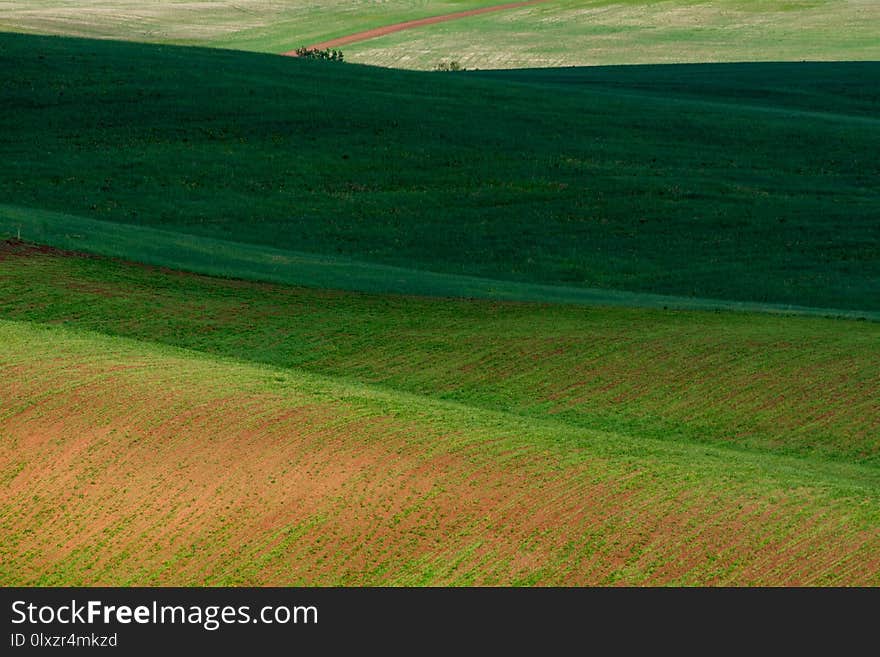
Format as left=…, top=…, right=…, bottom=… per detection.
left=282, top=0, right=548, bottom=55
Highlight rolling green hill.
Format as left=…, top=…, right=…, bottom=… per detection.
left=2, top=244, right=877, bottom=466
left=0, top=6, right=877, bottom=588
left=1, top=33, right=878, bottom=311
left=1, top=275, right=878, bottom=585
left=4, top=204, right=875, bottom=320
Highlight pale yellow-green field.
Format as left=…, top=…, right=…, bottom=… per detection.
left=1, top=1, right=877, bottom=68
left=0, top=1, right=494, bottom=52
left=0, top=0, right=880, bottom=69
left=345, top=0, right=880, bottom=69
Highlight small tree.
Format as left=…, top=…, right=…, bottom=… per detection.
left=434, top=60, right=464, bottom=72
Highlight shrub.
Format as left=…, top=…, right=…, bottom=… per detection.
left=434, top=61, right=464, bottom=72
left=295, top=47, right=344, bottom=62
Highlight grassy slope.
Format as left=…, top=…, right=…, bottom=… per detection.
left=1, top=34, right=878, bottom=311
left=347, top=0, right=880, bottom=69
left=2, top=318, right=878, bottom=585
left=2, top=1, right=877, bottom=68
left=1, top=7, right=876, bottom=587
left=0, top=0, right=496, bottom=53
left=2, top=247, right=877, bottom=467
left=3, top=205, right=875, bottom=321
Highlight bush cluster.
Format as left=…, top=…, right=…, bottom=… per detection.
left=294, top=47, right=344, bottom=62
left=434, top=60, right=465, bottom=72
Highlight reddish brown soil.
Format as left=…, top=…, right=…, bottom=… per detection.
left=282, top=0, right=549, bottom=55
left=2, top=356, right=877, bottom=586
left=0, top=238, right=71, bottom=260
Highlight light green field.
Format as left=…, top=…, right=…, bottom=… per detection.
left=2, top=247, right=878, bottom=466
left=1, top=1, right=877, bottom=68
left=1, top=314, right=878, bottom=585
left=344, top=0, right=880, bottom=69
left=0, top=0, right=496, bottom=53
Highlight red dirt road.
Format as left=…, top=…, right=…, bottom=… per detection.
left=282, top=0, right=549, bottom=55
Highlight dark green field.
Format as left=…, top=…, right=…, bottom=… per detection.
left=1, top=32, right=878, bottom=311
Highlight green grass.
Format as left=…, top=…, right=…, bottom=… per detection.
left=345, top=0, right=880, bottom=69
left=0, top=0, right=498, bottom=53
left=3, top=205, right=875, bottom=320
left=1, top=1, right=877, bottom=69
left=1, top=33, right=878, bottom=312
left=1, top=317, right=878, bottom=585
left=0, top=2, right=876, bottom=588
left=2, top=248, right=877, bottom=467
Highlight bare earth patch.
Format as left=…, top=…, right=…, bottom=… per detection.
left=1, top=339, right=877, bottom=585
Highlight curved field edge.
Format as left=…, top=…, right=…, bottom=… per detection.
left=1, top=319, right=878, bottom=586
left=3, top=34, right=878, bottom=312
left=2, top=206, right=875, bottom=321
left=1, top=245, right=878, bottom=467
